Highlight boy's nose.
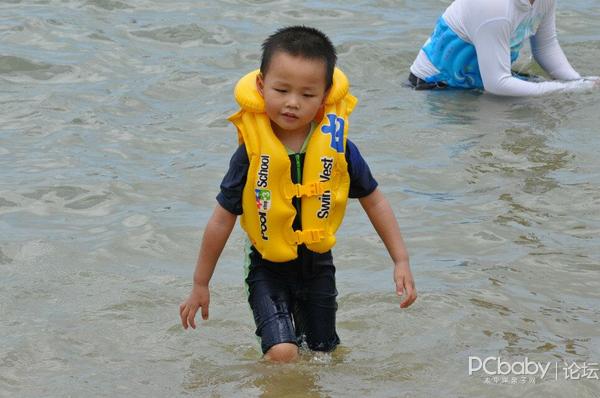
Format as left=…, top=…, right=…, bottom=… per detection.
left=285, top=94, right=300, bottom=109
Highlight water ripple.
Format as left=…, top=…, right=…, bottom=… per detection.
left=130, top=24, right=234, bottom=45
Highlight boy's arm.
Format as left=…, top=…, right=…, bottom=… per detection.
left=359, top=188, right=416, bottom=308
left=179, top=203, right=237, bottom=329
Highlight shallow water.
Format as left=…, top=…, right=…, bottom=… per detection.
left=1, top=0, right=600, bottom=397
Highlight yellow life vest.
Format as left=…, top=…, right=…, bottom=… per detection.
left=228, top=68, right=357, bottom=262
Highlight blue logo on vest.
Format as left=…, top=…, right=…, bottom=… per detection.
left=321, top=114, right=345, bottom=153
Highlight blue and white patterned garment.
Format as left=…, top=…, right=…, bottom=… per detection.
left=410, top=0, right=590, bottom=96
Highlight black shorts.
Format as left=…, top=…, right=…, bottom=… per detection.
left=408, top=71, right=539, bottom=90
left=408, top=72, right=448, bottom=90
left=245, top=247, right=340, bottom=354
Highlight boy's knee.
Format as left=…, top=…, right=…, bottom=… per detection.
left=264, top=343, right=298, bottom=363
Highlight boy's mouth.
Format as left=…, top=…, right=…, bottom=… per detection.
left=281, top=112, right=299, bottom=120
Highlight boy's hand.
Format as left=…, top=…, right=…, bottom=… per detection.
left=179, top=285, right=210, bottom=329
left=394, top=262, right=416, bottom=308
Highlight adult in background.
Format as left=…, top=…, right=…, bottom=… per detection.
left=409, top=0, right=599, bottom=96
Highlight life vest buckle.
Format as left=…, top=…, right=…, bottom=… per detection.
left=294, top=229, right=325, bottom=244
left=285, top=182, right=327, bottom=198
left=297, top=182, right=326, bottom=197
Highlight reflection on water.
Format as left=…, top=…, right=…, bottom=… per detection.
left=251, top=364, right=325, bottom=398
left=182, top=349, right=345, bottom=397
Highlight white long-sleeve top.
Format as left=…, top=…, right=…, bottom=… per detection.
left=410, top=0, right=593, bottom=96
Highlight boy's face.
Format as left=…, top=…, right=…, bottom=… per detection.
left=257, top=51, right=328, bottom=137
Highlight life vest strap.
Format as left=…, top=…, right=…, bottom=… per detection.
left=292, top=229, right=326, bottom=245
left=284, top=181, right=330, bottom=199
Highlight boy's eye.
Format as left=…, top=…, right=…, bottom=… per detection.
left=303, top=94, right=315, bottom=98
left=274, top=88, right=287, bottom=93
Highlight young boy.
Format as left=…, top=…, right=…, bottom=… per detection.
left=179, top=26, right=416, bottom=363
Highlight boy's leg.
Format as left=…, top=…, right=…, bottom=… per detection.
left=246, top=260, right=299, bottom=358
left=294, top=259, right=340, bottom=352
left=263, top=343, right=298, bottom=363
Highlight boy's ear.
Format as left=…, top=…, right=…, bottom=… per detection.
left=256, top=73, right=265, bottom=97
left=321, top=88, right=330, bottom=105
left=314, top=88, right=329, bottom=122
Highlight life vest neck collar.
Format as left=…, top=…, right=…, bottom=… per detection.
left=233, top=68, right=350, bottom=113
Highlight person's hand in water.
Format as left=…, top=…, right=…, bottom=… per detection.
left=180, top=284, right=210, bottom=329
left=395, top=261, right=417, bottom=308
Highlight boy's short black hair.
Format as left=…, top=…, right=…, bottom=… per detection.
left=260, top=26, right=337, bottom=90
